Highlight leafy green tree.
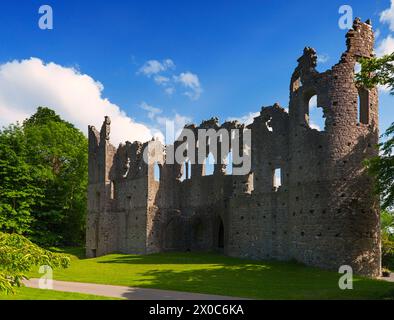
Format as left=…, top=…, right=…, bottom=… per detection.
left=357, top=53, right=394, bottom=271
left=0, top=107, right=88, bottom=246
left=0, top=232, right=69, bottom=294
left=381, top=210, right=394, bottom=269
left=357, top=53, right=394, bottom=94
left=365, top=126, right=394, bottom=210
left=356, top=53, right=394, bottom=209
left=0, top=124, right=42, bottom=234
left=23, top=107, right=88, bottom=246
left=382, top=209, right=394, bottom=233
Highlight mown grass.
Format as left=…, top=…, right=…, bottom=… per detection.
left=25, top=247, right=394, bottom=300
left=0, top=286, right=117, bottom=300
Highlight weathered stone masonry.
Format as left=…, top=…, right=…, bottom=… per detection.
left=87, top=19, right=381, bottom=277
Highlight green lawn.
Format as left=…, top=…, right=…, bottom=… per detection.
left=0, top=287, right=116, bottom=300
left=25, top=247, right=394, bottom=300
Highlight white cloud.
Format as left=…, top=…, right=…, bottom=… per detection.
left=138, top=59, right=175, bottom=77
left=138, top=100, right=192, bottom=144
left=317, top=54, right=329, bottom=63
left=156, top=113, right=192, bottom=143
left=375, top=28, right=381, bottom=39
left=380, top=0, right=394, bottom=32
left=227, top=111, right=260, bottom=126
left=0, top=57, right=156, bottom=146
left=375, top=34, right=394, bottom=57
left=154, top=75, right=170, bottom=85
left=309, top=95, right=318, bottom=108
left=164, top=87, right=175, bottom=96
left=138, top=59, right=202, bottom=100
left=379, top=84, right=391, bottom=93
left=309, top=122, right=321, bottom=131
left=174, top=72, right=203, bottom=100
left=139, top=101, right=162, bottom=120
left=376, top=0, right=394, bottom=61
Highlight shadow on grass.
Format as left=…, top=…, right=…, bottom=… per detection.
left=97, top=251, right=301, bottom=267
left=124, top=266, right=394, bottom=300
left=49, top=247, right=87, bottom=259
left=98, top=252, right=394, bottom=299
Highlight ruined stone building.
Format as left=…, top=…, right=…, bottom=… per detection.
left=87, top=19, right=381, bottom=276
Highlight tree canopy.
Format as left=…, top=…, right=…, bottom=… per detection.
left=0, top=107, right=88, bottom=246
left=356, top=53, right=394, bottom=210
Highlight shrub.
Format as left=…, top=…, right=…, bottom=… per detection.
left=0, top=232, right=70, bottom=294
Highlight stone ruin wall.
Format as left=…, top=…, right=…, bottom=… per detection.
left=86, top=19, right=381, bottom=276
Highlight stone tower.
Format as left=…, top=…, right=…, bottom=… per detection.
left=284, top=18, right=380, bottom=275
left=86, top=19, right=380, bottom=277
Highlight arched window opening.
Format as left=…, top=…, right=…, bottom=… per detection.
left=204, top=153, right=215, bottom=176
left=265, top=117, right=273, bottom=132
left=153, top=162, right=160, bottom=182
left=307, top=95, right=325, bottom=132
left=225, top=151, right=233, bottom=175
left=180, top=160, right=192, bottom=181
left=180, top=166, right=186, bottom=182
left=358, top=87, right=369, bottom=125
left=110, top=181, right=115, bottom=199
left=354, top=62, right=362, bottom=75
left=273, top=168, right=282, bottom=191
left=187, top=160, right=192, bottom=179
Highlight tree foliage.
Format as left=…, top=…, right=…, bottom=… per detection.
left=356, top=53, right=394, bottom=94
left=381, top=210, right=394, bottom=269
left=23, top=107, right=88, bottom=246
left=0, top=124, right=42, bottom=233
left=365, top=124, right=394, bottom=210
left=0, top=232, right=70, bottom=294
left=0, top=107, right=88, bottom=246
left=356, top=54, right=394, bottom=210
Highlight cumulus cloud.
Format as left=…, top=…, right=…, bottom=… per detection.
left=174, top=72, right=203, bottom=100
left=375, top=34, right=394, bottom=57
left=317, top=54, right=329, bottom=63
left=138, top=59, right=175, bottom=77
left=156, top=113, right=193, bottom=143
left=374, top=1, right=394, bottom=94
left=380, top=0, right=394, bottom=32
left=154, top=75, right=170, bottom=85
left=139, top=101, right=162, bottom=120
left=164, top=87, right=175, bottom=95
left=0, top=57, right=157, bottom=146
left=138, top=100, right=192, bottom=144
left=309, top=95, right=317, bottom=108
left=153, top=75, right=175, bottom=96
left=309, top=122, right=321, bottom=131
left=375, top=28, right=381, bottom=39
left=227, top=111, right=260, bottom=126
left=138, top=59, right=202, bottom=100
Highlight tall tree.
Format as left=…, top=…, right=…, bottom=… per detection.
left=0, top=124, right=42, bottom=234
left=0, top=107, right=88, bottom=246
left=23, top=107, right=88, bottom=246
left=356, top=53, right=394, bottom=209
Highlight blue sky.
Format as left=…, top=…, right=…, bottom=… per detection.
left=0, top=0, right=393, bottom=144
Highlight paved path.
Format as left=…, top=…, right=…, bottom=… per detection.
left=378, top=273, right=394, bottom=283
left=23, top=279, right=246, bottom=300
